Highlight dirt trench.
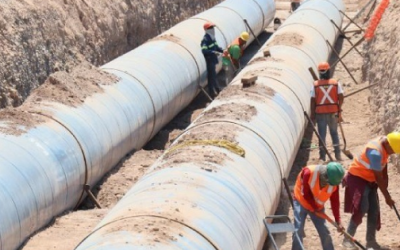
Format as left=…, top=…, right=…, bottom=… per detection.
left=0, top=0, right=221, bottom=108
left=269, top=0, right=400, bottom=249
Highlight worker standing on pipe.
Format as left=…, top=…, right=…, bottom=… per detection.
left=222, top=31, right=249, bottom=82
left=201, top=22, right=224, bottom=97
left=311, top=62, right=344, bottom=162
left=342, top=133, right=398, bottom=249
left=292, top=162, right=345, bottom=250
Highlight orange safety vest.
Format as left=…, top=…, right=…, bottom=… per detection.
left=294, top=165, right=337, bottom=211
left=348, top=137, right=389, bottom=182
left=314, top=79, right=339, bottom=114
left=223, top=38, right=245, bottom=58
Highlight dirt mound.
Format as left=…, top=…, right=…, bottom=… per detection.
left=363, top=1, right=400, bottom=167
left=0, top=0, right=222, bottom=108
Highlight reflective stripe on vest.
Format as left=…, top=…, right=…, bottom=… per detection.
left=349, top=137, right=388, bottom=182
left=314, top=79, right=339, bottom=114
left=294, top=165, right=336, bottom=211
left=202, top=42, right=219, bottom=50
left=309, top=165, right=335, bottom=205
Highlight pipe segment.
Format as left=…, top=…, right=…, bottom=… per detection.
left=75, top=0, right=344, bottom=249
left=0, top=0, right=274, bottom=249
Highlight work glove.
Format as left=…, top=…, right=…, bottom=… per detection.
left=213, top=51, right=222, bottom=55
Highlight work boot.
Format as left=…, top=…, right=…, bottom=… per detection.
left=342, top=238, right=357, bottom=249
left=335, top=153, right=343, bottom=161
left=366, top=241, right=388, bottom=249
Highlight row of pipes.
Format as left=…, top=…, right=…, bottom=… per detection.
left=0, top=0, right=274, bottom=249
left=75, top=0, right=345, bottom=249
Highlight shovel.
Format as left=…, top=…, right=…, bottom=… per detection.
left=338, top=113, right=354, bottom=159
left=315, top=212, right=369, bottom=250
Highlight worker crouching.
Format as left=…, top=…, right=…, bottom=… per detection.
left=342, top=133, right=398, bottom=249
left=292, top=162, right=345, bottom=250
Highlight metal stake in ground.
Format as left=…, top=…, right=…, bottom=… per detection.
left=394, top=204, right=400, bottom=221
left=326, top=40, right=360, bottom=85
left=330, top=20, right=362, bottom=57
left=243, top=19, right=262, bottom=47
left=304, top=111, right=334, bottom=162
left=84, top=184, right=102, bottom=209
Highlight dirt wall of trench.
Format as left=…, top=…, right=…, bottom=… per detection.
left=362, top=0, right=400, bottom=167
left=0, top=0, right=221, bottom=108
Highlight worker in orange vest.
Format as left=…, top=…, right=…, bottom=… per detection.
left=223, top=31, right=249, bottom=69
left=292, top=162, right=345, bottom=250
left=311, top=62, right=344, bottom=162
left=342, top=133, right=398, bottom=249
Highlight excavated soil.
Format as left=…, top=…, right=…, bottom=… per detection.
left=0, top=0, right=222, bottom=108
left=25, top=62, right=119, bottom=107
left=15, top=0, right=400, bottom=249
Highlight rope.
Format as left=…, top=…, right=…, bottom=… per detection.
left=165, top=139, right=246, bottom=157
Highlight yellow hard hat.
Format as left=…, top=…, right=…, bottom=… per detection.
left=387, top=132, right=400, bottom=153
left=240, top=32, right=250, bottom=42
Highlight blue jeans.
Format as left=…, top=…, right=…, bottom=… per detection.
left=316, top=113, right=340, bottom=160
left=292, top=200, right=334, bottom=250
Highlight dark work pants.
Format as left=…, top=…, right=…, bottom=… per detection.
left=206, top=61, right=218, bottom=95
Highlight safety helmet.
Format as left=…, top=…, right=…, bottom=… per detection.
left=240, top=32, right=250, bottom=42
left=203, top=22, right=216, bottom=30
left=318, top=62, right=330, bottom=72
left=387, top=132, right=400, bottom=154
left=326, top=162, right=345, bottom=186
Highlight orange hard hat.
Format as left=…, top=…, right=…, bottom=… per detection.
left=318, top=62, right=330, bottom=71
left=203, top=22, right=216, bottom=30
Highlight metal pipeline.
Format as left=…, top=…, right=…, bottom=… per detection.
left=0, top=1, right=274, bottom=250
left=74, top=0, right=344, bottom=249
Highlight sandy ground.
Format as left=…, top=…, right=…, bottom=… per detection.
left=269, top=0, right=400, bottom=249
left=20, top=1, right=400, bottom=250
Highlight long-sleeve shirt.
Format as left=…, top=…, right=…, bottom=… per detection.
left=201, top=33, right=223, bottom=65
left=301, top=168, right=341, bottom=223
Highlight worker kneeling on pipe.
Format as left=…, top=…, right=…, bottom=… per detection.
left=342, top=133, right=398, bottom=249
left=292, top=162, right=345, bottom=250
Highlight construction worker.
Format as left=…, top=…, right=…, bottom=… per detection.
left=342, top=133, right=398, bottom=249
left=201, top=22, right=224, bottom=97
left=311, top=62, right=344, bottom=162
left=292, top=162, right=345, bottom=250
left=222, top=31, right=249, bottom=83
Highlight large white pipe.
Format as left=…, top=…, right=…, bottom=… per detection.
left=0, top=1, right=274, bottom=249
left=74, top=0, right=344, bottom=249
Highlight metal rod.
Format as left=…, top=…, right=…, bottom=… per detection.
left=199, top=86, right=214, bottom=101
left=244, top=19, right=262, bottom=47
left=344, top=83, right=377, bottom=98
left=342, top=0, right=376, bottom=31
left=340, top=10, right=365, bottom=32
left=308, top=67, right=319, bottom=81
left=330, top=20, right=362, bottom=56
left=332, top=37, right=365, bottom=68
left=282, top=178, right=294, bottom=210
left=326, top=40, right=360, bottom=85
left=84, top=184, right=102, bottom=209
left=304, top=111, right=334, bottom=162
left=394, top=204, right=400, bottom=221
